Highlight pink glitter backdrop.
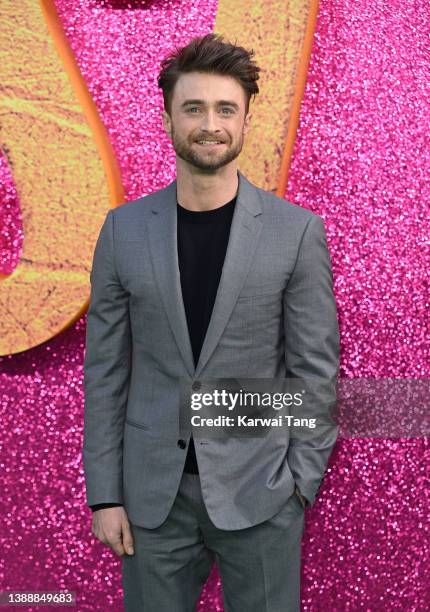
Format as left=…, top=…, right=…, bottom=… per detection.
left=1, top=1, right=429, bottom=611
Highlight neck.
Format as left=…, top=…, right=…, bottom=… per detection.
left=175, top=160, right=239, bottom=212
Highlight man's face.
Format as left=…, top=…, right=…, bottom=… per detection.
left=162, top=72, right=251, bottom=172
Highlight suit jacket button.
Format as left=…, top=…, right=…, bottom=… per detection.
left=192, top=381, right=202, bottom=391
left=177, top=439, right=187, bottom=449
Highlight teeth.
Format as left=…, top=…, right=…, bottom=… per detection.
left=198, top=141, right=222, bottom=144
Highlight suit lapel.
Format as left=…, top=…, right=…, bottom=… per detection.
left=146, top=170, right=263, bottom=379
left=146, top=180, right=196, bottom=378
left=194, top=172, right=263, bottom=377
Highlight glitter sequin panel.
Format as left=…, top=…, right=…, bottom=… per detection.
left=285, top=1, right=430, bottom=610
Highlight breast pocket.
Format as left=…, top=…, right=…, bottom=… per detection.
left=233, top=278, right=285, bottom=343
left=237, top=279, right=286, bottom=300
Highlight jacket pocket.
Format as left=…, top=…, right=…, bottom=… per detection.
left=125, top=416, right=149, bottom=430
left=238, top=279, right=286, bottom=299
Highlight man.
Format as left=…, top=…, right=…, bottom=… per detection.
left=83, top=33, right=340, bottom=612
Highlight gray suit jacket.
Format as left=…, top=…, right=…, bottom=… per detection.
left=83, top=170, right=340, bottom=530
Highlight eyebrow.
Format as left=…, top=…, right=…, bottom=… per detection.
left=180, top=99, right=240, bottom=110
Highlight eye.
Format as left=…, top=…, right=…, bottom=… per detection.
left=221, top=107, right=235, bottom=114
left=187, top=107, right=200, bottom=113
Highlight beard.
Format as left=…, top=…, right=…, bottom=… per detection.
left=170, top=125, right=244, bottom=171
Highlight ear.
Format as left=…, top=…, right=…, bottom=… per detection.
left=162, top=110, right=172, bottom=137
left=243, top=112, right=252, bottom=135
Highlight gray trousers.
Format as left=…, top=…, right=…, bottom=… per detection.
left=122, top=472, right=305, bottom=611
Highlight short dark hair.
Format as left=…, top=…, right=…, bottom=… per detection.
left=158, top=33, right=260, bottom=116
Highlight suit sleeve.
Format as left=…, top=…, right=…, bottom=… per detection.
left=284, top=214, right=340, bottom=507
left=90, top=503, right=123, bottom=512
left=83, top=209, right=131, bottom=508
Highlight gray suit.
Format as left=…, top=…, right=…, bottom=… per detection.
left=84, top=167, right=339, bottom=523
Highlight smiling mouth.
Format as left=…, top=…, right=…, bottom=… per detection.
left=195, top=140, right=225, bottom=146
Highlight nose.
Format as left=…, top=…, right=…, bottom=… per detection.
left=200, top=109, right=221, bottom=134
